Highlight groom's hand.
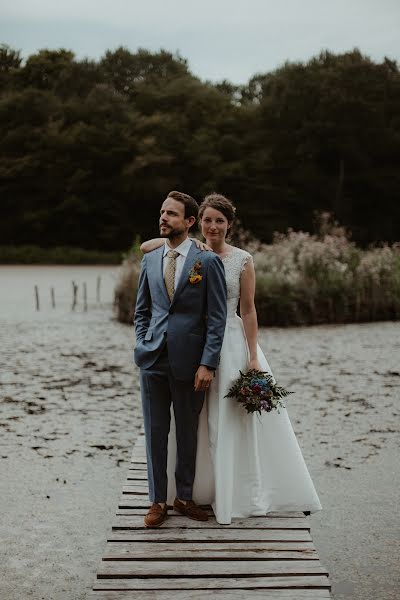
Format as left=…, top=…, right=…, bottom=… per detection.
left=194, top=365, right=214, bottom=392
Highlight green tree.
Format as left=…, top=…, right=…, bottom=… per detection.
left=0, top=46, right=399, bottom=249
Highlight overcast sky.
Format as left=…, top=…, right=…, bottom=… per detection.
left=1, top=0, right=399, bottom=84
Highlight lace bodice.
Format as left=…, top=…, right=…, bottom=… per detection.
left=221, top=247, right=252, bottom=318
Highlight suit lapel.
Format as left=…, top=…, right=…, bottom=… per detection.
left=171, top=242, right=202, bottom=307
left=151, top=246, right=170, bottom=304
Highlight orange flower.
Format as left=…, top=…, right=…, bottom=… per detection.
left=189, top=274, right=203, bottom=284
left=188, top=260, right=203, bottom=284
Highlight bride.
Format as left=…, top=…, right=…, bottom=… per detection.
left=141, top=193, right=322, bottom=524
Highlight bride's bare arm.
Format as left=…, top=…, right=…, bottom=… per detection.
left=239, top=257, right=261, bottom=371
left=140, top=238, right=165, bottom=253
left=140, top=237, right=212, bottom=253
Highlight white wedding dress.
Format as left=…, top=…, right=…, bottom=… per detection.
left=166, top=246, right=322, bottom=523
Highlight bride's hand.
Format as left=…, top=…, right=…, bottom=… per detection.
left=247, top=358, right=261, bottom=372
left=140, top=238, right=164, bottom=253
left=191, top=238, right=213, bottom=252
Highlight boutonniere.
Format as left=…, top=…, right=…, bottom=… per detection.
left=188, top=261, right=203, bottom=284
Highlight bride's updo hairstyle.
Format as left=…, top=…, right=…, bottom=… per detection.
left=198, top=193, right=236, bottom=235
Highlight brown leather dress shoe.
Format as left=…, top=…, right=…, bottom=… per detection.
left=144, top=503, right=168, bottom=528
left=173, top=497, right=208, bottom=521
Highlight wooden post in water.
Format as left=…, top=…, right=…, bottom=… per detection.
left=83, top=282, right=88, bottom=312
left=51, top=287, right=55, bottom=309
left=96, top=276, right=101, bottom=303
left=72, top=281, right=78, bottom=311
left=34, top=285, right=40, bottom=311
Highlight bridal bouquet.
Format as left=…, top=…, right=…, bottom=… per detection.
left=225, top=369, right=293, bottom=415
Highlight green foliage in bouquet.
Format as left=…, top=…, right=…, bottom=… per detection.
left=225, top=369, right=293, bottom=415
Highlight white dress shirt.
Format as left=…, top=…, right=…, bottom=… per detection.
left=163, top=237, right=193, bottom=290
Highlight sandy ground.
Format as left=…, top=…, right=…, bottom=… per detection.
left=0, top=267, right=399, bottom=599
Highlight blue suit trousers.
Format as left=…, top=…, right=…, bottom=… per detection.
left=139, top=346, right=205, bottom=503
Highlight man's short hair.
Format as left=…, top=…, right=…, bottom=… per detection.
left=167, top=190, right=199, bottom=220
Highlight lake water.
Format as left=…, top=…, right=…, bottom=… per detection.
left=0, top=265, right=121, bottom=318
left=0, top=265, right=399, bottom=599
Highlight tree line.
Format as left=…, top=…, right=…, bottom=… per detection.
left=1, top=44, right=399, bottom=250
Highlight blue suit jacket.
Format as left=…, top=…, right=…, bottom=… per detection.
left=134, top=241, right=227, bottom=381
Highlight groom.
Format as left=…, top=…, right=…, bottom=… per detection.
left=134, top=190, right=227, bottom=527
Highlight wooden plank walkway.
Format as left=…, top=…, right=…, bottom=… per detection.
left=89, top=430, right=331, bottom=599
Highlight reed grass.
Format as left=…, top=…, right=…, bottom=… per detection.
left=114, top=214, right=400, bottom=326
left=113, top=247, right=141, bottom=325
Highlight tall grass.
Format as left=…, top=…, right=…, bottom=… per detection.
left=254, top=214, right=400, bottom=325
left=113, top=240, right=142, bottom=324
left=114, top=214, right=400, bottom=326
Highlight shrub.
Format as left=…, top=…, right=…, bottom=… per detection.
left=113, top=252, right=141, bottom=324
left=115, top=214, right=400, bottom=326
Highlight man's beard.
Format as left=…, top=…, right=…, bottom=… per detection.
left=159, top=224, right=185, bottom=239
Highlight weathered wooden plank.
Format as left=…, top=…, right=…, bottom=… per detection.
left=102, top=551, right=319, bottom=561
left=130, top=457, right=147, bottom=464
left=107, top=529, right=313, bottom=542
left=123, top=480, right=148, bottom=486
left=126, top=472, right=148, bottom=480
left=88, top=591, right=331, bottom=600
left=122, top=484, right=149, bottom=493
left=128, top=463, right=148, bottom=470
left=118, top=497, right=213, bottom=509
left=115, top=508, right=308, bottom=520
left=118, top=497, right=153, bottom=508
left=112, top=515, right=310, bottom=530
left=116, top=508, right=214, bottom=516
left=97, top=560, right=328, bottom=578
left=122, top=488, right=149, bottom=496
left=117, top=501, right=305, bottom=519
left=101, top=542, right=318, bottom=560
left=102, top=541, right=316, bottom=554
left=118, top=498, right=211, bottom=509
left=93, top=575, right=331, bottom=590
left=93, top=429, right=331, bottom=598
